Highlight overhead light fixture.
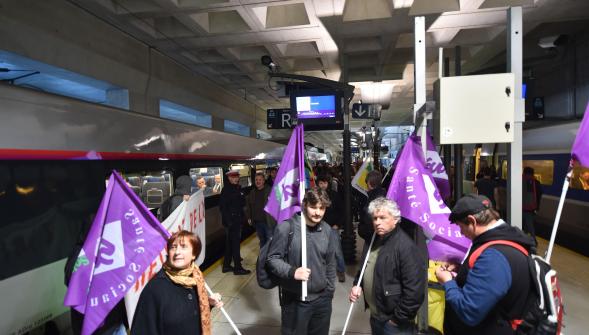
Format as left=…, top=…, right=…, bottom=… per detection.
left=261, top=55, right=278, bottom=73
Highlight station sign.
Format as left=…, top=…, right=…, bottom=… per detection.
left=352, top=103, right=381, bottom=120
left=267, top=108, right=294, bottom=129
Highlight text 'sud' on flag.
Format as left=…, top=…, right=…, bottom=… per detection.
left=64, top=172, right=168, bottom=335
left=265, top=124, right=306, bottom=223
left=387, top=135, right=471, bottom=262
left=425, top=130, right=451, bottom=200
left=572, top=102, right=589, bottom=168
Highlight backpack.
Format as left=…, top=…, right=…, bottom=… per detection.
left=469, top=240, right=564, bottom=335
left=256, top=220, right=294, bottom=289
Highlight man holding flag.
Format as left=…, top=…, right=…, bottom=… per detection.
left=264, top=124, right=337, bottom=335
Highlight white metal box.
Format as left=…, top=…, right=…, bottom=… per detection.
left=433, top=73, right=515, bottom=144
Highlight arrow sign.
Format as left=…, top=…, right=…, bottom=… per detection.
left=352, top=103, right=381, bottom=119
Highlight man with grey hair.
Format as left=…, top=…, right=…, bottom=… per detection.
left=349, top=197, right=425, bottom=335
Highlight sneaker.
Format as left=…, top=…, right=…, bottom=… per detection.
left=233, top=268, right=252, bottom=275
left=222, top=266, right=234, bottom=273
left=337, top=271, right=346, bottom=283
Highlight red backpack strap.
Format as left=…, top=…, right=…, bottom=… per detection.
left=468, top=240, right=529, bottom=268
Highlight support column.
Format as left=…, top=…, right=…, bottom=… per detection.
left=507, top=7, right=524, bottom=228
left=453, top=46, right=463, bottom=201
left=414, top=16, right=429, bottom=334
left=442, top=56, right=452, bottom=192
left=341, top=93, right=356, bottom=262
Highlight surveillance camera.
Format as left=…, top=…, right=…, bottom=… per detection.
left=261, top=55, right=277, bottom=72
left=538, top=35, right=567, bottom=49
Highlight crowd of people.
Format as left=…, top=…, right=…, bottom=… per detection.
left=65, top=161, right=546, bottom=335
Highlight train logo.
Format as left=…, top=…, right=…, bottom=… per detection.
left=94, top=220, right=126, bottom=275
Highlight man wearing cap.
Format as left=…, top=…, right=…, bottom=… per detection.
left=435, top=194, right=535, bottom=335
left=219, top=169, right=251, bottom=275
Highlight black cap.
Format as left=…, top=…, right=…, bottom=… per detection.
left=449, top=194, right=492, bottom=223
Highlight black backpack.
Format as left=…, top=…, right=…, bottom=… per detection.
left=469, top=241, right=564, bottom=335
left=256, top=220, right=294, bottom=289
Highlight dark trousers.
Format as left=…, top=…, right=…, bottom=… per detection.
left=223, top=222, right=242, bottom=268
left=332, top=228, right=346, bottom=273
left=281, top=294, right=332, bottom=335
left=522, top=211, right=537, bottom=245
left=254, top=220, right=272, bottom=247
left=369, top=317, right=415, bottom=335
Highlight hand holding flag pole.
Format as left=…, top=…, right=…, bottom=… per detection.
left=204, top=282, right=242, bottom=335
left=341, top=232, right=376, bottom=335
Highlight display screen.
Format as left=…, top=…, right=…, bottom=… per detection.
left=295, top=95, right=336, bottom=119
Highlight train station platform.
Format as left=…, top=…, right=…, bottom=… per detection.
left=205, top=234, right=589, bottom=334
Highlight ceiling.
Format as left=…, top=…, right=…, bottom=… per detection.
left=71, top=0, right=589, bottom=154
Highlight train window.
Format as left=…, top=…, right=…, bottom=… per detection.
left=522, top=160, right=554, bottom=186
left=189, top=167, right=223, bottom=197
left=159, top=100, right=212, bottom=128
left=114, top=171, right=173, bottom=208
left=570, top=165, right=589, bottom=191
left=230, top=164, right=252, bottom=188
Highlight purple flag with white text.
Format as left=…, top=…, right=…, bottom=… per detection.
left=265, top=124, right=305, bottom=223
left=387, top=135, right=470, bottom=262
left=425, top=130, right=451, bottom=200
left=572, top=103, right=589, bottom=167
left=64, top=172, right=168, bottom=335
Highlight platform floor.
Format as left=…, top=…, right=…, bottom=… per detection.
left=206, top=235, right=589, bottom=335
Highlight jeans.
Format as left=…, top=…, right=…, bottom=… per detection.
left=254, top=220, right=272, bottom=247
left=281, top=294, right=332, bottom=335
left=369, top=317, right=415, bottom=335
left=332, top=228, right=346, bottom=273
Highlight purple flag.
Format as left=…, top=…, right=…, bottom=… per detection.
left=387, top=135, right=470, bottom=262
left=265, top=124, right=305, bottom=223
left=64, top=172, right=168, bottom=335
left=572, top=103, right=589, bottom=167
left=425, top=130, right=451, bottom=200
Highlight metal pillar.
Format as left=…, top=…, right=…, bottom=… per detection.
left=341, top=93, right=356, bottom=262
left=507, top=7, right=524, bottom=228
left=453, top=46, right=463, bottom=201
left=413, top=16, right=429, bottom=334
left=442, top=56, right=453, bottom=194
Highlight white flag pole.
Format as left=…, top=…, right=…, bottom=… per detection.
left=204, top=282, right=242, bottom=335
left=342, top=232, right=376, bottom=335
left=545, top=167, right=573, bottom=263
left=300, top=178, right=308, bottom=301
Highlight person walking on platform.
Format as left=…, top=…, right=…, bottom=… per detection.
left=317, top=174, right=346, bottom=283
left=358, top=171, right=387, bottom=255
left=131, top=231, right=223, bottom=335
left=219, top=169, right=251, bottom=275
left=349, top=197, right=425, bottom=335
left=246, top=172, right=276, bottom=247
left=522, top=167, right=542, bottom=245
left=159, top=175, right=192, bottom=221
left=266, top=188, right=337, bottom=335
left=474, top=167, right=496, bottom=207
left=435, top=194, right=535, bottom=335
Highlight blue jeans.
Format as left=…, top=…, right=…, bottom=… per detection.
left=370, top=317, right=415, bottom=335
left=254, top=220, right=272, bottom=247
left=331, top=228, right=346, bottom=273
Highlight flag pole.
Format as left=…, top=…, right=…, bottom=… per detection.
left=204, top=282, right=242, bottom=335
left=299, top=126, right=308, bottom=301
left=342, top=232, right=376, bottom=335
left=545, top=165, right=573, bottom=263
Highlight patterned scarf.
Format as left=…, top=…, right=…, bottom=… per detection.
left=163, top=262, right=211, bottom=335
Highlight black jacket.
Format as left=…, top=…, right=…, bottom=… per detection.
left=322, top=188, right=343, bottom=228
left=354, top=227, right=426, bottom=325
left=219, top=183, right=246, bottom=227
left=358, top=187, right=387, bottom=240
left=131, top=269, right=202, bottom=335
left=444, top=223, right=535, bottom=335
left=266, top=214, right=336, bottom=301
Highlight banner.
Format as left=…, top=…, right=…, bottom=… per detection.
left=351, top=158, right=373, bottom=196
left=265, top=124, right=305, bottom=223
left=124, top=190, right=206, bottom=324
left=425, top=130, right=451, bottom=200
left=387, top=136, right=470, bottom=262
left=63, top=172, right=168, bottom=335
left=572, top=103, right=589, bottom=167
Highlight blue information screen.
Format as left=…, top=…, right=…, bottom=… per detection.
left=295, top=95, right=336, bottom=119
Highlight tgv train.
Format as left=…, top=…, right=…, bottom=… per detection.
left=0, top=84, right=284, bottom=334
left=461, top=120, right=589, bottom=256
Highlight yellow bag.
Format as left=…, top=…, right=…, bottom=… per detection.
left=428, top=260, right=445, bottom=334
